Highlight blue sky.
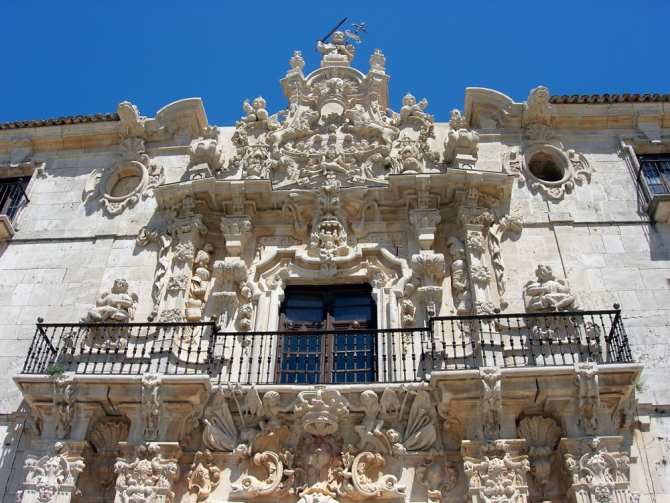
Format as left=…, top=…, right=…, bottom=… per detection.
left=1, top=1, right=668, bottom=126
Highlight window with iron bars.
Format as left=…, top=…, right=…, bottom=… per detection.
left=638, top=155, right=670, bottom=196
left=0, top=177, right=29, bottom=222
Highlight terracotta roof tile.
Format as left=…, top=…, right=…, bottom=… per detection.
left=550, top=93, right=670, bottom=104
left=0, top=113, right=119, bottom=130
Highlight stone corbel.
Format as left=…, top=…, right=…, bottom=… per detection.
left=18, top=442, right=86, bottom=503
left=575, top=362, right=600, bottom=435
left=141, top=373, right=163, bottom=441
left=53, top=373, right=74, bottom=439
left=221, top=215, right=252, bottom=257
left=517, top=416, right=561, bottom=501
left=114, top=442, right=181, bottom=503
left=480, top=367, right=502, bottom=441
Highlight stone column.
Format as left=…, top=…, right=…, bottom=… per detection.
left=160, top=214, right=207, bottom=322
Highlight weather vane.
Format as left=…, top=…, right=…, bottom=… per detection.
left=317, top=18, right=367, bottom=49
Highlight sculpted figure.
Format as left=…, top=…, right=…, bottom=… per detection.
left=451, top=260, right=472, bottom=315
left=525, top=265, right=578, bottom=312
left=351, top=389, right=400, bottom=454
left=242, top=97, right=269, bottom=123
left=320, top=146, right=350, bottom=174
left=317, top=31, right=355, bottom=62
left=400, top=93, right=428, bottom=120
left=83, top=279, right=138, bottom=322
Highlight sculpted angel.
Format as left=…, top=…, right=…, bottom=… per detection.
left=400, top=93, right=428, bottom=120
left=242, top=97, right=269, bottom=123
left=352, top=389, right=400, bottom=454
left=83, top=279, right=138, bottom=323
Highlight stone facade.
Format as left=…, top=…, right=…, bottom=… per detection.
left=1, top=32, right=669, bottom=502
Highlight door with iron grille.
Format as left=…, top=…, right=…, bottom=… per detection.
left=277, top=285, right=376, bottom=384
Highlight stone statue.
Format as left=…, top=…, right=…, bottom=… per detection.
left=186, top=244, right=213, bottom=321
left=352, top=389, right=399, bottom=454
left=242, top=97, right=269, bottom=123
left=400, top=93, right=428, bottom=120
left=451, top=260, right=472, bottom=315
left=83, top=279, right=138, bottom=322
left=317, top=31, right=355, bottom=62
left=525, top=264, right=578, bottom=312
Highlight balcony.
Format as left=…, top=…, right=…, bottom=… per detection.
left=0, top=178, right=29, bottom=239
left=22, top=309, right=633, bottom=384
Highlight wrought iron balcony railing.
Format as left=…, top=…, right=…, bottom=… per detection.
left=22, top=309, right=633, bottom=384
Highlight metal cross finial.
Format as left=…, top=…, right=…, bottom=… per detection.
left=345, top=21, right=367, bottom=45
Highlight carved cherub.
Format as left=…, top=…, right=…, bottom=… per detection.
left=317, top=31, right=355, bottom=62
left=243, top=387, right=294, bottom=435
left=320, top=146, right=351, bottom=174
left=83, top=279, right=138, bottom=323
left=351, top=389, right=400, bottom=454
left=242, top=97, right=269, bottom=123
left=525, top=264, right=578, bottom=312
left=400, top=93, right=428, bottom=120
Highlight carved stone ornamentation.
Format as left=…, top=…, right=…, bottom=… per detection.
left=525, top=265, right=579, bottom=313
left=337, top=451, right=407, bottom=501
left=416, top=450, right=458, bottom=503
left=563, top=438, right=631, bottom=503
left=212, top=259, right=249, bottom=331
left=463, top=441, right=530, bottom=503
left=82, top=278, right=139, bottom=323
left=221, top=215, right=252, bottom=257
left=445, top=109, right=480, bottom=169
left=295, top=388, right=350, bottom=436
left=385, top=388, right=438, bottom=454
left=118, top=101, right=146, bottom=139
left=481, top=367, right=502, bottom=441
left=613, top=399, right=637, bottom=434
left=183, top=450, right=221, bottom=503
left=53, top=373, right=74, bottom=439
left=488, top=215, right=523, bottom=309
left=189, top=126, right=224, bottom=175
left=114, top=443, right=180, bottom=503
left=88, top=422, right=129, bottom=493
left=84, top=137, right=164, bottom=215
left=20, top=442, right=85, bottom=503
left=142, top=373, right=163, bottom=441
left=575, top=362, right=600, bottom=435
left=448, top=237, right=472, bottom=315
left=517, top=416, right=561, bottom=500
left=522, top=86, right=551, bottom=129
